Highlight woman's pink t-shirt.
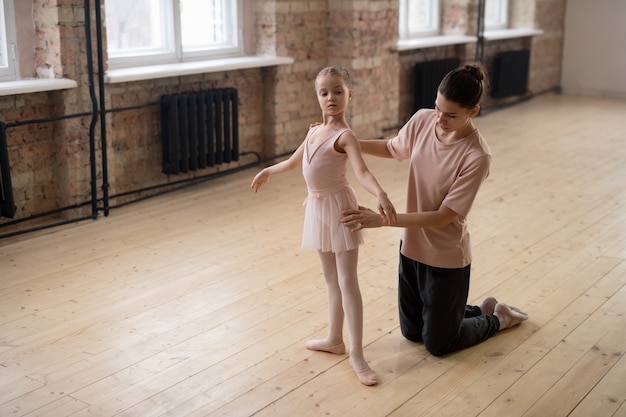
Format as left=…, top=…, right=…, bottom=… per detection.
left=387, top=109, right=491, bottom=268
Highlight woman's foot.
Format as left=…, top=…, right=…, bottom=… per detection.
left=350, top=356, right=378, bottom=386
left=479, top=296, right=498, bottom=315
left=494, top=303, right=529, bottom=330
left=305, top=339, right=346, bottom=354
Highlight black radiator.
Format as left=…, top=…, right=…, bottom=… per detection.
left=160, top=88, right=239, bottom=175
left=0, top=122, right=16, bottom=219
left=491, top=50, right=530, bottom=98
left=414, top=57, right=461, bottom=112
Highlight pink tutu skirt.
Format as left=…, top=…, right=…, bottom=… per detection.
left=301, top=185, right=365, bottom=253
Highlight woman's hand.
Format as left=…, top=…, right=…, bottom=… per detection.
left=341, top=206, right=386, bottom=231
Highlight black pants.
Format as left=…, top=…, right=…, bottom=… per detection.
left=398, top=248, right=499, bottom=356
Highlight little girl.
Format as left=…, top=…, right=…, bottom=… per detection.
left=251, top=66, right=396, bottom=385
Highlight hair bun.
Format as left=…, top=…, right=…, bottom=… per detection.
left=463, top=65, right=484, bottom=81
left=438, top=63, right=487, bottom=108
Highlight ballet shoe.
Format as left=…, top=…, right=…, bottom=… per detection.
left=354, top=366, right=378, bottom=386
left=494, top=303, right=529, bottom=330
left=305, top=339, right=346, bottom=354
left=350, top=356, right=378, bottom=386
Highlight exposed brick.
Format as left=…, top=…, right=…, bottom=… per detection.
left=0, top=0, right=565, bottom=231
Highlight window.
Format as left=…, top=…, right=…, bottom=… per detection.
left=105, top=0, right=242, bottom=69
left=399, top=0, right=440, bottom=39
left=0, top=0, right=18, bottom=80
left=484, top=0, right=509, bottom=30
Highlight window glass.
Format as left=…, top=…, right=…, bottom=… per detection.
left=399, top=0, right=440, bottom=38
left=105, top=0, right=240, bottom=68
left=106, top=0, right=173, bottom=58
left=0, top=0, right=17, bottom=80
left=181, top=0, right=235, bottom=50
left=0, top=1, right=7, bottom=68
left=485, top=0, right=509, bottom=30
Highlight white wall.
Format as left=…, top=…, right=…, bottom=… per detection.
left=561, top=0, right=626, bottom=98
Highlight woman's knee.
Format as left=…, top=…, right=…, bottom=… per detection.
left=400, top=324, right=422, bottom=343
left=423, top=333, right=454, bottom=356
left=400, top=325, right=452, bottom=355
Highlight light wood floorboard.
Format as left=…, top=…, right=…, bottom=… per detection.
left=1, top=93, right=626, bottom=416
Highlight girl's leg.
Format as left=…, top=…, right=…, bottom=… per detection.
left=336, top=249, right=378, bottom=386
left=305, top=250, right=346, bottom=354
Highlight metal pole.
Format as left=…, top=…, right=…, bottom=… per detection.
left=476, top=0, right=486, bottom=63
left=83, top=0, right=100, bottom=219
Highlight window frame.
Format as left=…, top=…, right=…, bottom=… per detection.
left=399, top=0, right=441, bottom=40
left=484, top=0, right=509, bottom=30
left=105, top=0, right=243, bottom=70
left=0, top=0, right=18, bottom=81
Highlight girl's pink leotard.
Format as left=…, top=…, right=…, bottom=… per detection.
left=301, top=126, right=365, bottom=253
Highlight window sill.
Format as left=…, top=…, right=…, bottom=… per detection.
left=0, top=78, right=78, bottom=96
left=393, top=35, right=477, bottom=51
left=483, top=28, right=544, bottom=41
left=105, top=55, right=295, bottom=84
left=392, top=28, right=543, bottom=52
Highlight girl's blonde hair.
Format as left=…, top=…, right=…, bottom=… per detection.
left=315, top=66, right=352, bottom=89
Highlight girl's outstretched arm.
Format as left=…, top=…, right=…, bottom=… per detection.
left=251, top=142, right=305, bottom=193
left=338, top=131, right=397, bottom=223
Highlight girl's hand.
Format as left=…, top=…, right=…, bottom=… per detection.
left=251, top=170, right=270, bottom=193
left=377, top=194, right=396, bottom=225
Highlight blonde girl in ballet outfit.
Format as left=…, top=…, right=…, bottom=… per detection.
left=251, top=66, right=396, bottom=385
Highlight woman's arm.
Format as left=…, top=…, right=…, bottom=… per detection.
left=341, top=205, right=458, bottom=231
left=359, top=138, right=394, bottom=158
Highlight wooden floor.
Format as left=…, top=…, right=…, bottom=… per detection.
left=1, top=93, right=626, bottom=417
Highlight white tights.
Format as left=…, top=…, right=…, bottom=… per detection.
left=309, top=249, right=378, bottom=385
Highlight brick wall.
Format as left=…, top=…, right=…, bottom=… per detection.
left=396, top=0, right=566, bottom=122
left=0, top=0, right=566, bottom=234
left=327, top=1, right=400, bottom=138
left=530, top=0, right=566, bottom=94
left=1, top=1, right=90, bottom=228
